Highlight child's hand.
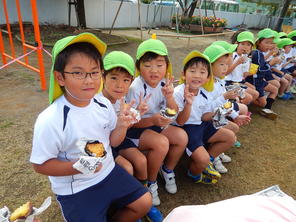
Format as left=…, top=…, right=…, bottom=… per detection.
left=237, top=56, right=246, bottom=65
left=152, top=113, right=172, bottom=127
left=161, top=76, right=174, bottom=99
left=117, top=98, right=137, bottom=128
left=137, top=92, right=151, bottom=116
left=224, top=89, right=239, bottom=100
left=233, top=115, right=251, bottom=126
left=267, top=49, right=276, bottom=58
left=184, top=84, right=194, bottom=105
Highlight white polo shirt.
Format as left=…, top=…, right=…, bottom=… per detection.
left=126, top=76, right=166, bottom=118
left=30, top=95, right=116, bottom=195
left=173, top=84, right=211, bottom=125
left=283, top=50, right=294, bottom=69
left=206, top=78, right=239, bottom=119
left=226, top=52, right=249, bottom=82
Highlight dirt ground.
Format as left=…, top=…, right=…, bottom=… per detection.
left=0, top=29, right=296, bottom=221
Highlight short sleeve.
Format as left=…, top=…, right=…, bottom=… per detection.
left=173, top=86, right=185, bottom=112
left=108, top=104, right=117, bottom=131
left=30, top=116, right=62, bottom=164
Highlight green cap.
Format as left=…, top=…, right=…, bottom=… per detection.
left=256, top=28, right=277, bottom=42
left=211, top=41, right=237, bottom=53
left=136, top=38, right=172, bottom=77
left=273, top=38, right=281, bottom=45
left=203, top=44, right=230, bottom=63
left=237, top=31, right=255, bottom=45
left=49, top=32, right=107, bottom=104
left=278, top=32, right=287, bottom=38
left=287, top=30, right=296, bottom=39
left=182, top=50, right=214, bottom=92
left=277, top=38, right=296, bottom=49
left=103, top=51, right=135, bottom=77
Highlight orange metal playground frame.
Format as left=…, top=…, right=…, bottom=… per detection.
left=0, top=0, right=46, bottom=90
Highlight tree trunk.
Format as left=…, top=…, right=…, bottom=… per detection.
left=76, top=0, right=86, bottom=28
left=188, top=0, right=198, bottom=18
left=275, top=0, right=291, bottom=32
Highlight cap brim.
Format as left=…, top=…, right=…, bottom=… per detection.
left=105, top=63, right=134, bottom=77
left=137, top=49, right=168, bottom=61
left=255, top=34, right=274, bottom=43
left=49, top=33, right=107, bottom=104
left=228, top=44, right=238, bottom=53
left=211, top=51, right=230, bottom=63
left=238, top=38, right=255, bottom=45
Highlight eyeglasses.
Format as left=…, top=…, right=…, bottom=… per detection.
left=63, top=71, right=101, bottom=80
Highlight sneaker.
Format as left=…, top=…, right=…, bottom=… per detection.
left=203, top=162, right=221, bottom=179
left=213, top=157, right=228, bottom=173
left=187, top=171, right=218, bottom=184
left=285, top=92, right=295, bottom=100
left=259, top=108, right=278, bottom=120
left=219, top=153, right=231, bottom=163
left=234, top=141, right=241, bottom=148
left=148, top=182, right=160, bottom=206
left=146, top=206, right=163, bottom=222
left=278, top=93, right=290, bottom=100
left=160, top=166, right=177, bottom=194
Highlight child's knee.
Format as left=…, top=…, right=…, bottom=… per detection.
left=239, top=103, right=248, bottom=115
left=242, top=93, right=252, bottom=105
left=173, top=128, right=188, bottom=147
left=134, top=192, right=152, bottom=214
left=135, top=153, right=147, bottom=169
left=192, top=150, right=210, bottom=169
left=156, top=135, right=169, bottom=151
left=222, top=128, right=236, bottom=145
left=253, top=90, right=259, bottom=100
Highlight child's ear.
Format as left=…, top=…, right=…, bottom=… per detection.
left=54, top=71, right=65, bottom=86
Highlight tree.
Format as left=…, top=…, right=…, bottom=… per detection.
left=76, top=0, right=86, bottom=28
left=275, top=0, right=292, bottom=31
left=177, top=0, right=199, bottom=18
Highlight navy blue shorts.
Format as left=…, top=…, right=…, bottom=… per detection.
left=181, top=122, right=218, bottom=154
left=113, top=137, right=137, bottom=152
left=56, top=164, right=148, bottom=222
left=127, top=126, right=162, bottom=139
left=253, top=79, right=268, bottom=97
left=265, top=71, right=275, bottom=81
left=282, top=66, right=296, bottom=74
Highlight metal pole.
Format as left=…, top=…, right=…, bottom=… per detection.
left=138, top=0, right=143, bottom=40
left=199, top=0, right=204, bottom=35
left=109, top=0, right=124, bottom=34
left=30, top=0, right=46, bottom=90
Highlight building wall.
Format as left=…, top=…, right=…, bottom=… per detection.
left=0, top=0, right=295, bottom=30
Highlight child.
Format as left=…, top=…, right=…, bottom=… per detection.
left=270, top=38, right=295, bottom=100
left=126, top=36, right=188, bottom=205
left=245, top=28, right=279, bottom=120
left=280, top=38, right=296, bottom=77
left=30, top=33, right=151, bottom=222
left=101, top=50, right=163, bottom=221
left=102, top=51, right=148, bottom=185
left=225, top=31, right=259, bottom=104
left=174, top=50, right=236, bottom=183
left=203, top=44, right=251, bottom=173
